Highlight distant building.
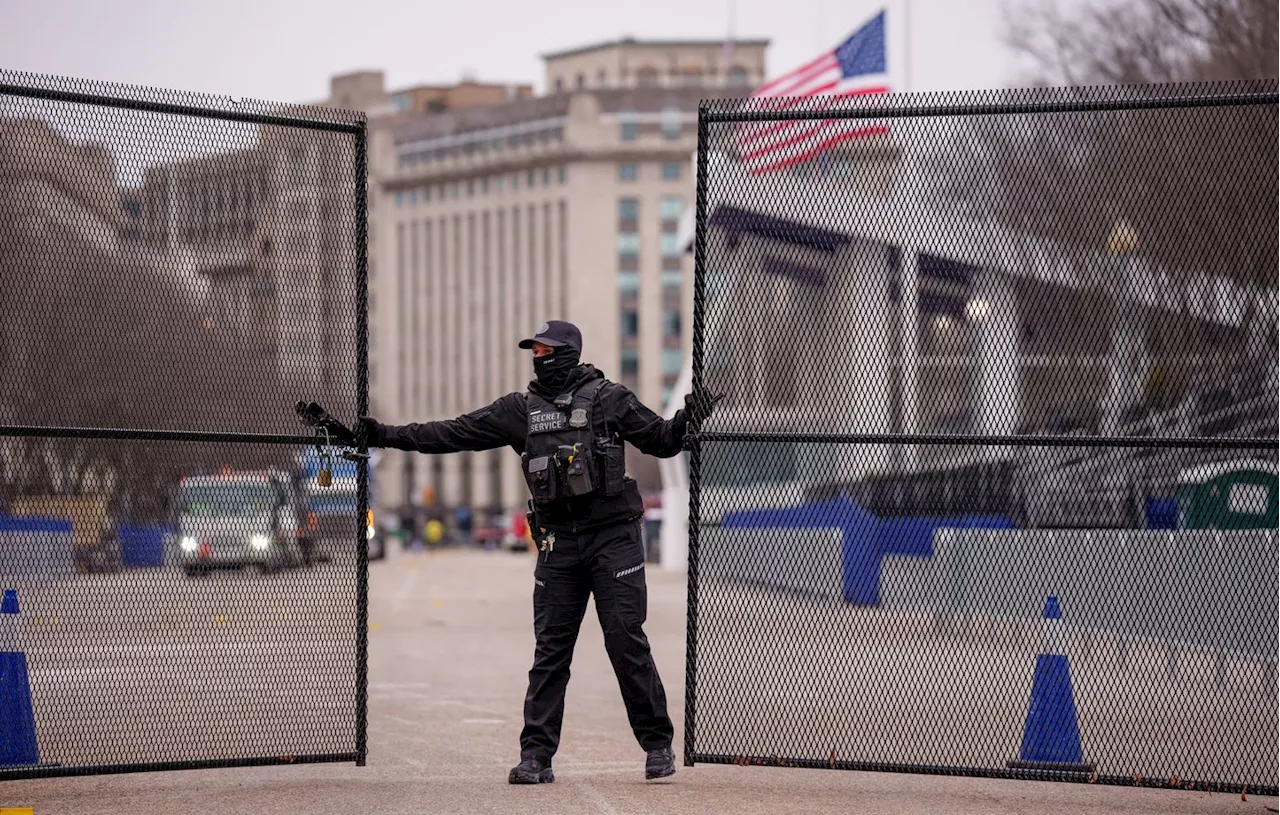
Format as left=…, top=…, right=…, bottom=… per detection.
left=541, top=37, right=768, bottom=93
left=132, top=124, right=358, bottom=410
left=324, top=70, right=534, bottom=119
left=362, top=38, right=770, bottom=520
left=0, top=117, right=127, bottom=431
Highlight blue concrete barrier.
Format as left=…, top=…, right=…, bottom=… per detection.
left=1143, top=497, right=1178, bottom=530
left=720, top=498, right=1014, bottom=606
left=0, top=516, right=75, bottom=579
left=116, top=524, right=172, bottom=568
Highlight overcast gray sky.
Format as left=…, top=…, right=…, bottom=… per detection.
left=2, top=0, right=1036, bottom=104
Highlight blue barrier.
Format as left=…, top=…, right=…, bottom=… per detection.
left=0, top=516, right=76, bottom=580
left=0, top=516, right=73, bottom=534
left=721, top=496, right=881, bottom=604
left=1143, top=497, right=1178, bottom=530
left=117, top=524, right=173, bottom=568
left=720, top=499, right=1015, bottom=606
left=880, top=514, right=1015, bottom=557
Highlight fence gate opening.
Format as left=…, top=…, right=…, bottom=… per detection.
left=0, top=70, right=369, bottom=779
left=685, top=82, right=1278, bottom=797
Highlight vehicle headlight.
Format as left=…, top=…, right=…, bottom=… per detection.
left=180, top=536, right=198, bottom=553
left=250, top=534, right=271, bottom=550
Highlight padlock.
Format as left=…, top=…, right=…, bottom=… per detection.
left=317, top=450, right=333, bottom=488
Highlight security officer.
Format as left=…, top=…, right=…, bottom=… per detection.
left=357, top=320, right=721, bottom=784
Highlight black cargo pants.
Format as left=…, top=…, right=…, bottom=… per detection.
left=519, top=519, right=674, bottom=762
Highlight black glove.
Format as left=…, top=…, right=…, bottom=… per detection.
left=296, top=401, right=357, bottom=446
left=356, top=416, right=381, bottom=448
left=683, top=384, right=724, bottom=425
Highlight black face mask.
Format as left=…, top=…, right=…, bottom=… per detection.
left=533, top=346, right=580, bottom=391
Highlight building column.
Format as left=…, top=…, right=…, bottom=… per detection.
left=470, top=450, right=491, bottom=512
left=441, top=453, right=463, bottom=508
left=1102, top=258, right=1150, bottom=434
left=1102, top=223, right=1149, bottom=434
left=502, top=451, right=524, bottom=516
left=971, top=269, right=1020, bottom=439
left=803, top=238, right=892, bottom=484
left=899, top=247, right=920, bottom=471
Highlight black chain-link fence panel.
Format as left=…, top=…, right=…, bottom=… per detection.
left=0, top=70, right=369, bottom=779
left=685, top=82, right=1278, bottom=797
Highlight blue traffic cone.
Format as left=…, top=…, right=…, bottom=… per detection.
left=1008, top=596, right=1094, bottom=773
left=1, top=588, right=41, bottom=767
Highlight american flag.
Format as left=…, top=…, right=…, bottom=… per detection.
left=736, top=9, right=890, bottom=175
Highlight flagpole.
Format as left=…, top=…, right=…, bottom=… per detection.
left=903, top=0, right=912, bottom=93
left=722, top=0, right=736, bottom=79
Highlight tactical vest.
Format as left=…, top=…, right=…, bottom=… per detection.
left=521, top=379, right=627, bottom=506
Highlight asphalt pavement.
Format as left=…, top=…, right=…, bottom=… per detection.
left=2, top=547, right=1276, bottom=815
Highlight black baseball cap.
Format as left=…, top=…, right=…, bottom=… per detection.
left=518, top=320, right=582, bottom=352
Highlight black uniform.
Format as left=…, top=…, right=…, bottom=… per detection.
left=364, top=362, right=687, bottom=766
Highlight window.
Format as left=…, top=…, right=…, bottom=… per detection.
left=554, top=77, right=564, bottom=93
left=619, top=271, right=640, bottom=293
left=481, top=178, right=489, bottom=194
left=576, top=73, right=586, bottom=89
left=617, top=232, right=641, bottom=257
left=618, top=198, right=639, bottom=221
left=621, top=310, right=639, bottom=337
left=662, top=309, right=681, bottom=337
left=512, top=173, right=520, bottom=190
left=542, top=167, right=550, bottom=185
left=394, top=191, right=404, bottom=208
left=618, top=163, right=638, bottom=182
left=727, top=66, right=750, bottom=87
left=621, top=348, right=639, bottom=376
left=424, top=186, right=432, bottom=202
left=636, top=66, right=660, bottom=87
left=619, top=108, right=637, bottom=141
left=528, top=170, right=536, bottom=187
left=661, top=233, right=682, bottom=258
left=659, top=196, right=683, bottom=220
left=661, top=162, right=681, bottom=181
left=661, top=106, right=682, bottom=140
left=558, top=166, right=567, bottom=184
left=453, top=183, right=461, bottom=198
left=498, top=176, right=505, bottom=192
left=467, top=180, right=474, bottom=196
left=662, top=349, right=684, bottom=375
left=598, top=69, right=607, bottom=86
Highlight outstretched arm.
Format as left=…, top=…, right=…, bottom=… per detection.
left=368, top=393, right=527, bottom=455
left=604, top=383, right=688, bottom=458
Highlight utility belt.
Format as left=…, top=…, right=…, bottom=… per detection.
left=521, top=436, right=626, bottom=505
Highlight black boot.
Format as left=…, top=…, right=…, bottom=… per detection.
left=509, top=756, right=554, bottom=784
left=645, top=746, right=676, bottom=780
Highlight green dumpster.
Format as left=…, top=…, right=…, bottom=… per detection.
left=1176, top=459, right=1278, bottom=530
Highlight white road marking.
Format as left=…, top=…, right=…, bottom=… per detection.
left=390, top=562, right=423, bottom=609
